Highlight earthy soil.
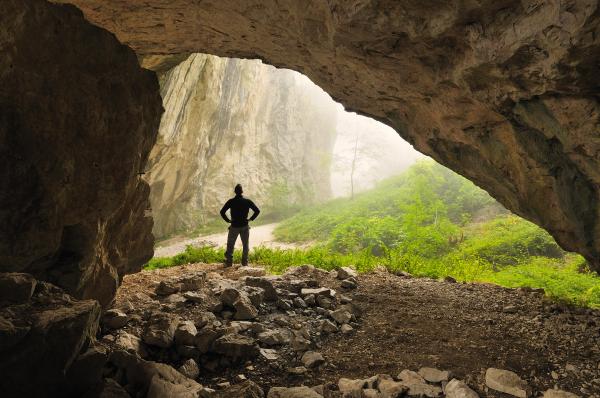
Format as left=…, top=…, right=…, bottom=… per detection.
left=113, top=264, right=600, bottom=397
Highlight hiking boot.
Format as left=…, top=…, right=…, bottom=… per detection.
left=223, top=260, right=233, bottom=268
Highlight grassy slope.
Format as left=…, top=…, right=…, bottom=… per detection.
left=147, top=161, right=600, bottom=308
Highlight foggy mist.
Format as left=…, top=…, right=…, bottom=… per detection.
left=292, top=70, right=425, bottom=198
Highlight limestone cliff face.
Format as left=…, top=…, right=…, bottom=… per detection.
left=146, top=54, right=337, bottom=238
left=57, top=0, right=600, bottom=269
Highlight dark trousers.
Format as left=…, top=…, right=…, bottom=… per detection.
left=225, top=226, right=250, bottom=265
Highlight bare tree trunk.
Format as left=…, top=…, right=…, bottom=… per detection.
left=350, top=134, right=359, bottom=199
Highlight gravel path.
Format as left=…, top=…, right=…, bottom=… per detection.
left=154, top=223, right=304, bottom=258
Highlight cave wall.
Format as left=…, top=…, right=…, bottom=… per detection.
left=146, top=54, right=337, bottom=239
left=0, top=0, right=162, bottom=307
left=55, top=0, right=600, bottom=269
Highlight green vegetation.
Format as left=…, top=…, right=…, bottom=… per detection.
left=147, top=160, right=600, bottom=308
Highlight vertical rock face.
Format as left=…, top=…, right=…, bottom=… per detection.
left=146, top=54, right=337, bottom=238
left=0, top=0, right=162, bottom=306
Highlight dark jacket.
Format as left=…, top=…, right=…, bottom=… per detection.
left=220, top=195, right=260, bottom=227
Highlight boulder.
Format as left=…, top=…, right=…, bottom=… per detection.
left=341, top=279, right=358, bottom=289
left=336, top=267, right=357, bottom=280
left=340, top=324, right=354, bottom=334
left=301, top=288, right=335, bottom=298
left=212, top=334, right=259, bottom=359
left=418, top=367, right=450, bottom=383
left=445, top=379, right=479, bottom=398
left=485, top=368, right=529, bottom=398
left=397, top=370, right=425, bottom=384
left=377, top=375, right=408, bottom=398
left=114, top=332, right=146, bottom=357
left=301, top=351, right=325, bottom=368
left=0, top=273, right=37, bottom=304
left=243, top=286, right=266, bottom=307
left=178, top=358, right=200, bottom=379
left=246, top=277, right=278, bottom=301
left=258, top=329, right=291, bottom=346
left=142, top=313, right=179, bottom=348
left=103, top=309, right=128, bottom=329
left=268, top=386, right=323, bottom=398
left=404, top=383, right=442, bottom=397
left=331, top=309, right=352, bottom=324
left=194, top=327, right=222, bottom=353
left=220, top=288, right=258, bottom=320
left=338, top=378, right=365, bottom=398
left=183, top=291, right=204, bottom=303
left=155, top=280, right=180, bottom=296
left=174, top=321, right=198, bottom=346
left=320, top=319, right=338, bottom=334
left=110, top=350, right=202, bottom=397
left=180, top=272, right=206, bottom=291
left=0, top=281, right=101, bottom=397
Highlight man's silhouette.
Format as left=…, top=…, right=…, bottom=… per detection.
left=220, top=184, right=260, bottom=267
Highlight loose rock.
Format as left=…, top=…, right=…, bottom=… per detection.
left=301, top=351, right=325, bottom=368
left=485, top=368, right=529, bottom=398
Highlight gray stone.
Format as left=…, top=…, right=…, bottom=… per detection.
left=316, top=295, right=335, bottom=310
left=301, top=287, right=335, bottom=298
left=293, top=296, right=307, bottom=308
left=103, top=309, right=128, bottom=329
left=259, top=348, right=279, bottom=361
left=212, top=333, right=259, bottom=359
left=336, top=267, right=357, bottom=280
left=320, top=319, right=338, bottom=334
left=485, top=368, right=528, bottom=398
left=331, top=309, right=352, bottom=324
left=243, top=285, right=265, bottom=307
left=445, top=379, right=479, bottom=398
left=340, top=324, right=354, bottom=334
left=338, top=378, right=365, bottom=398
left=287, top=366, right=308, bottom=375
left=143, top=313, right=179, bottom=348
left=398, top=370, right=425, bottom=384
left=180, top=272, right=206, bottom=291
left=418, top=367, right=450, bottom=383
left=290, top=334, right=311, bottom=351
left=277, top=298, right=293, bottom=311
left=174, top=321, right=198, bottom=346
left=178, top=358, right=200, bottom=379
left=304, top=294, right=316, bottom=306
left=377, top=375, right=408, bottom=398
left=246, top=277, right=278, bottom=301
left=341, top=278, right=358, bottom=289
left=220, top=288, right=258, bottom=320
left=258, top=329, right=290, bottom=346
left=404, top=382, right=442, bottom=397
left=183, top=291, right=204, bottom=303
left=155, top=280, right=180, bottom=296
left=301, top=351, right=325, bottom=368
left=0, top=273, right=37, bottom=304
left=194, top=327, right=221, bottom=353
left=267, top=386, right=323, bottom=398
left=114, top=332, right=146, bottom=357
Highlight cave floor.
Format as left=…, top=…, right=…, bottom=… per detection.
left=111, top=264, right=600, bottom=397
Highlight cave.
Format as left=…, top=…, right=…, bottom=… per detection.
left=1, top=0, right=599, bottom=396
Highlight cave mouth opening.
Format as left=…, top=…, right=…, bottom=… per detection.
left=145, top=52, right=426, bottom=244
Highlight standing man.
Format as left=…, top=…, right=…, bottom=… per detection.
left=220, top=184, right=260, bottom=267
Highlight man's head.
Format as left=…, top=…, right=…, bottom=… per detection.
left=234, top=184, right=243, bottom=195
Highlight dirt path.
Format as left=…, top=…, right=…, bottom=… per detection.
left=154, top=223, right=304, bottom=258
left=112, top=263, right=600, bottom=396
